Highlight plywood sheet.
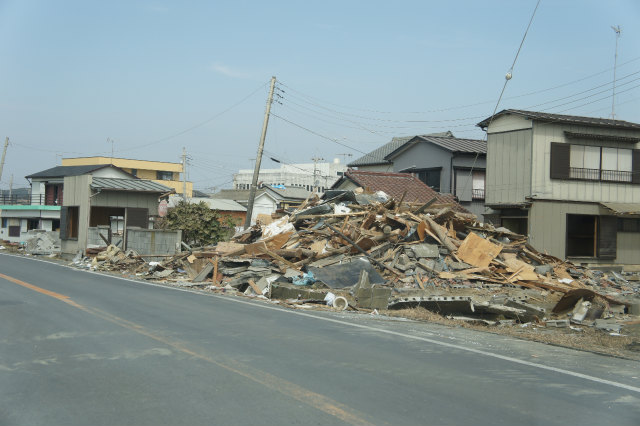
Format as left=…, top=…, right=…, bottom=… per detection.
left=456, top=232, right=502, bottom=268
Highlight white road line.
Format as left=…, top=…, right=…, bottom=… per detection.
left=3, top=253, right=640, bottom=394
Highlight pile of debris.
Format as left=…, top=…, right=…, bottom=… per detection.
left=77, top=190, right=640, bottom=334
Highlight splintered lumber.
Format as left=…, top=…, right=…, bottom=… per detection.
left=423, top=216, right=457, bottom=253
left=247, top=279, right=264, bottom=295
left=324, top=223, right=401, bottom=276
left=210, top=256, right=219, bottom=285
left=456, top=232, right=502, bottom=268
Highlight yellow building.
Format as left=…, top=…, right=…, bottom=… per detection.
left=61, top=157, right=193, bottom=197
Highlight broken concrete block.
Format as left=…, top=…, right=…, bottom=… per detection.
left=594, top=319, right=622, bottom=333
left=354, top=287, right=392, bottom=310
left=534, top=264, right=553, bottom=275
left=504, top=299, right=546, bottom=322
left=411, top=243, right=439, bottom=259
left=387, top=296, right=474, bottom=315
left=545, top=319, right=570, bottom=328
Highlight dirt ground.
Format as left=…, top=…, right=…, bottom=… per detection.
left=385, top=307, right=640, bottom=361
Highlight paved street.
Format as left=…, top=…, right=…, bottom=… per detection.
left=1, top=253, right=639, bottom=425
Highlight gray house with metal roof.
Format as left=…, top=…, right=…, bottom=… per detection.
left=478, top=109, right=640, bottom=266
left=349, top=131, right=487, bottom=218
left=60, top=174, right=174, bottom=255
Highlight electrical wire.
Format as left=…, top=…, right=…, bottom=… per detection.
left=114, top=81, right=269, bottom=154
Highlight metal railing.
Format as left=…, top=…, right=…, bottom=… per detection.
left=471, top=188, right=485, bottom=200
left=569, top=167, right=632, bottom=182
left=0, top=194, right=62, bottom=206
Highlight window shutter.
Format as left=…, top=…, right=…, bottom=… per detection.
left=550, top=142, right=570, bottom=179
left=597, top=216, right=617, bottom=259
left=632, top=149, right=640, bottom=184
left=59, top=206, right=69, bottom=240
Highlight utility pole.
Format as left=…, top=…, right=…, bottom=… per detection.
left=611, top=25, right=622, bottom=119
left=244, top=76, right=277, bottom=228
left=0, top=137, right=9, bottom=183
left=311, top=156, right=324, bottom=192
left=182, top=147, right=188, bottom=201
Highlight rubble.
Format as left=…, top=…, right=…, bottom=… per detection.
left=62, top=189, right=640, bottom=348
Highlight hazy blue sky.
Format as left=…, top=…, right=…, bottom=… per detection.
left=1, top=0, right=639, bottom=191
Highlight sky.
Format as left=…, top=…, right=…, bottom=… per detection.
left=1, top=0, right=639, bottom=192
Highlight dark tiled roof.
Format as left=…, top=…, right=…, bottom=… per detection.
left=477, top=109, right=640, bottom=130
left=336, top=169, right=467, bottom=212
left=211, top=187, right=313, bottom=202
left=26, top=164, right=119, bottom=179
left=348, top=131, right=454, bottom=167
left=385, top=135, right=485, bottom=160
left=90, top=177, right=171, bottom=193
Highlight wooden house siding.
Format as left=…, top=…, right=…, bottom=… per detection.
left=485, top=128, right=532, bottom=205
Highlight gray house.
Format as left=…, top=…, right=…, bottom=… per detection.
left=349, top=132, right=486, bottom=219
left=478, top=109, right=640, bottom=266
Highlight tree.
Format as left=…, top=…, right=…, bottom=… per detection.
left=157, top=201, right=236, bottom=247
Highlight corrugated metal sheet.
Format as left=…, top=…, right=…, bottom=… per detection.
left=90, top=177, right=171, bottom=193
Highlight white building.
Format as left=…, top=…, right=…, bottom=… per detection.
left=233, top=158, right=347, bottom=193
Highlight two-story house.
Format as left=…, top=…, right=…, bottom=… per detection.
left=478, top=109, right=640, bottom=266
left=61, top=157, right=193, bottom=197
left=348, top=132, right=487, bottom=219
left=0, top=164, right=130, bottom=243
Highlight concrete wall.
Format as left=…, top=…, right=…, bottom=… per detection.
left=125, top=228, right=182, bottom=256
left=87, top=226, right=124, bottom=248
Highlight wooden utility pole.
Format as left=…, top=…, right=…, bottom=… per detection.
left=182, top=147, right=188, bottom=201
left=0, top=137, right=9, bottom=183
left=244, top=76, right=277, bottom=228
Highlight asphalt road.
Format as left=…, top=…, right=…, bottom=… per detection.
left=1, top=253, right=639, bottom=426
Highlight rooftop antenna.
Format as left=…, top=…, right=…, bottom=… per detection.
left=611, top=25, right=622, bottom=119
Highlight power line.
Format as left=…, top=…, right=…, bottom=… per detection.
left=115, top=81, right=270, bottom=153
left=270, top=113, right=369, bottom=155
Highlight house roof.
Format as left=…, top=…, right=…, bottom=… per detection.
left=333, top=169, right=467, bottom=212
left=26, top=164, right=132, bottom=179
left=477, top=109, right=640, bottom=131
left=168, top=196, right=246, bottom=212
left=348, top=131, right=454, bottom=167
left=385, top=135, right=486, bottom=161
left=210, top=186, right=313, bottom=203
left=90, top=177, right=172, bottom=193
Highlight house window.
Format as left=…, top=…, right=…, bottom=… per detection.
left=27, top=219, right=39, bottom=230
left=131, top=169, right=138, bottom=177
left=551, top=142, right=638, bottom=183
left=566, top=214, right=617, bottom=258
left=618, top=218, right=640, bottom=232
left=156, top=171, right=173, bottom=181
left=1, top=218, right=7, bottom=228
left=454, top=170, right=485, bottom=202
left=416, top=168, right=441, bottom=192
